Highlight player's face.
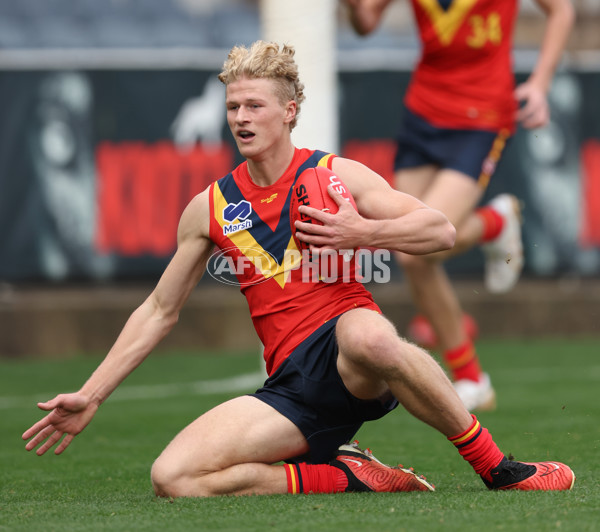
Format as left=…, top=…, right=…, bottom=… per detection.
left=225, top=77, right=295, bottom=160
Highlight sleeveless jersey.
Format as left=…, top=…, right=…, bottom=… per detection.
left=406, top=0, right=519, bottom=132
left=208, top=148, right=380, bottom=375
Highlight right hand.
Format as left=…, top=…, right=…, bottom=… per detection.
left=22, top=392, right=99, bottom=456
left=514, top=80, right=550, bottom=130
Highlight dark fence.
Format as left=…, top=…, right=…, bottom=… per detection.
left=1, top=68, right=599, bottom=282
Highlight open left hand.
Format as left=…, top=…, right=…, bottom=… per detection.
left=22, top=392, right=99, bottom=456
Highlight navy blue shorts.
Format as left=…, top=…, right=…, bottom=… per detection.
left=394, top=107, right=511, bottom=183
left=251, top=315, right=398, bottom=464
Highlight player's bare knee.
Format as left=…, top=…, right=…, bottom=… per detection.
left=151, top=456, right=178, bottom=497
left=341, top=320, right=401, bottom=371
left=151, top=452, right=217, bottom=498
left=151, top=455, right=199, bottom=498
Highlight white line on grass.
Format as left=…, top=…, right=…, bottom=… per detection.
left=0, top=371, right=266, bottom=410
left=3, top=364, right=600, bottom=411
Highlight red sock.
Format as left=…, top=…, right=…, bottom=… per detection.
left=476, top=206, right=504, bottom=243
left=284, top=463, right=348, bottom=494
left=449, top=415, right=505, bottom=482
left=443, top=340, right=482, bottom=382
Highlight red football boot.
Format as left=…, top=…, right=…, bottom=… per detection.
left=330, top=441, right=435, bottom=492
left=484, top=457, right=575, bottom=491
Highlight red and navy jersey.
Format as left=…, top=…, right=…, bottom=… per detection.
left=406, top=0, right=518, bottom=132
left=208, top=148, right=380, bottom=375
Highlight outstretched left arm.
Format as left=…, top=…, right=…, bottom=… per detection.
left=294, top=157, right=456, bottom=255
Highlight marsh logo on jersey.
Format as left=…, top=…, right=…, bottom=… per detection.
left=222, top=200, right=253, bottom=235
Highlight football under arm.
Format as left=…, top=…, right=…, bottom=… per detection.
left=329, top=157, right=456, bottom=255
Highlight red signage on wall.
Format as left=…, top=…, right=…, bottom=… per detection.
left=580, top=140, right=600, bottom=247
left=96, top=142, right=233, bottom=256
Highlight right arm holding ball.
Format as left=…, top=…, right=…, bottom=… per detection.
left=294, top=157, right=456, bottom=256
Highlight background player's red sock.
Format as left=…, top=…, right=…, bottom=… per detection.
left=444, top=340, right=482, bottom=382
left=476, top=206, right=504, bottom=243
left=449, top=415, right=505, bottom=482
left=285, top=463, right=348, bottom=494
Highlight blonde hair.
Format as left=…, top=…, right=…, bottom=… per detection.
left=218, top=41, right=305, bottom=130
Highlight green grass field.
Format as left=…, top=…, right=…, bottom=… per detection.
left=1, top=338, right=599, bottom=531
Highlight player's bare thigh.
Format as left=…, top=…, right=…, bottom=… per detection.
left=397, top=167, right=483, bottom=227
left=151, top=395, right=309, bottom=488
left=335, top=308, right=399, bottom=401
left=395, top=165, right=438, bottom=199
left=336, top=308, right=472, bottom=436
left=398, top=167, right=485, bottom=259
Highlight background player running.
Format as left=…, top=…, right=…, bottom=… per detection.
left=343, top=0, right=575, bottom=411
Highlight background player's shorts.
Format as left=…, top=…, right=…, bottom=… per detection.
left=394, top=107, right=511, bottom=183
left=251, top=314, right=398, bottom=464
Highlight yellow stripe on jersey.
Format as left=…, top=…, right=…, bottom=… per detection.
left=317, top=153, right=335, bottom=168
left=212, top=182, right=301, bottom=288
left=416, top=0, right=478, bottom=46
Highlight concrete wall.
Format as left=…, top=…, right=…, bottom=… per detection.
left=1, top=279, right=599, bottom=358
